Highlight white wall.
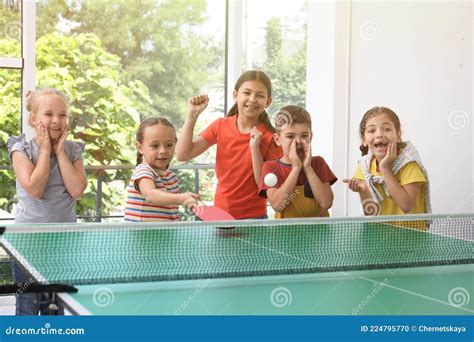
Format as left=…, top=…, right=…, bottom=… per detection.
left=345, top=0, right=473, bottom=215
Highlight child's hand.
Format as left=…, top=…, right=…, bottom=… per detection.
left=35, top=122, right=51, bottom=153
left=52, top=125, right=68, bottom=157
left=343, top=178, right=368, bottom=193
left=187, top=95, right=209, bottom=119
left=181, top=192, right=200, bottom=206
left=379, top=140, right=397, bottom=171
left=288, top=139, right=302, bottom=169
left=302, top=140, right=312, bottom=170
left=249, top=126, right=263, bottom=150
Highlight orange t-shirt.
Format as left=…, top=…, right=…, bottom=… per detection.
left=200, top=115, right=282, bottom=219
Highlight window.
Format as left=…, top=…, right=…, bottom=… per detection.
left=241, top=0, right=307, bottom=116
left=0, top=0, right=21, bottom=58
left=35, top=0, right=226, bottom=217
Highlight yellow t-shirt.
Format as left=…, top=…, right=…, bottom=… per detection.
left=354, top=159, right=427, bottom=215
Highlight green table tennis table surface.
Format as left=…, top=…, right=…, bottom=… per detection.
left=2, top=219, right=473, bottom=315
left=65, top=264, right=473, bottom=315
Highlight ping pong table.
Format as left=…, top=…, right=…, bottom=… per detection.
left=0, top=214, right=472, bottom=315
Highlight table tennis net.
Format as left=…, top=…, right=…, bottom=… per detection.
left=0, top=214, right=472, bottom=285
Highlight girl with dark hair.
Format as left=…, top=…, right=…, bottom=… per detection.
left=176, top=70, right=282, bottom=219
left=344, top=106, right=431, bottom=217
left=124, top=117, right=198, bottom=221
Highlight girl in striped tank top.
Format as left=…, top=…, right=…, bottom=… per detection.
left=124, top=117, right=199, bottom=221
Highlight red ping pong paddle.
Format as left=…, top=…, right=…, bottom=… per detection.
left=192, top=205, right=235, bottom=221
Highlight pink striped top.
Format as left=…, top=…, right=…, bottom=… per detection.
left=124, top=163, right=180, bottom=222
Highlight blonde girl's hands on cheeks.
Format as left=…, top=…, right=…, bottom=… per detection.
left=379, top=140, right=398, bottom=171
left=249, top=126, right=263, bottom=151
left=343, top=178, right=368, bottom=193
left=187, top=94, right=209, bottom=120
left=35, top=122, right=51, bottom=153
left=52, top=124, right=68, bottom=157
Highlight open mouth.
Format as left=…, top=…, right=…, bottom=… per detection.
left=296, top=146, right=305, bottom=158
left=374, top=142, right=388, bottom=148
left=373, top=142, right=389, bottom=153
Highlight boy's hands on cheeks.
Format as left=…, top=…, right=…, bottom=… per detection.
left=249, top=126, right=263, bottom=150
left=187, top=95, right=209, bottom=119
left=52, top=125, right=68, bottom=157
left=379, top=140, right=398, bottom=171
left=35, top=122, right=51, bottom=153
left=302, top=140, right=312, bottom=170
left=288, top=139, right=302, bottom=169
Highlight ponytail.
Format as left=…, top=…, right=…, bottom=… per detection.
left=226, top=103, right=239, bottom=117
left=258, top=110, right=275, bottom=133
left=359, top=145, right=369, bottom=156
left=136, top=152, right=143, bottom=166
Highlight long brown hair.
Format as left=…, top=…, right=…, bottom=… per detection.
left=136, top=117, right=176, bottom=165
left=227, top=70, right=275, bottom=133
left=359, top=106, right=404, bottom=156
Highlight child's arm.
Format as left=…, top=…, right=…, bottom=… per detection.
left=302, top=141, right=333, bottom=210
left=138, top=178, right=199, bottom=206
left=343, top=178, right=376, bottom=214
left=11, top=124, right=51, bottom=199
left=266, top=140, right=301, bottom=211
left=249, top=127, right=263, bottom=184
left=379, top=142, right=419, bottom=213
left=53, top=127, right=87, bottom=199
left=176, top=95, right=210, bottom=162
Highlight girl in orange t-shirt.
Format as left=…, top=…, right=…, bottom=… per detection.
left=176, top=70, right=282, bottom=219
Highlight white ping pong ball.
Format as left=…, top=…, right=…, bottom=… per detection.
left=264, top=173, right=277, bottom=187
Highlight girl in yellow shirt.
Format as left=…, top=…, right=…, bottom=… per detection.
left=343, top=106, right=431, bottom=216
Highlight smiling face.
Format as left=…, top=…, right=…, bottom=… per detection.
left=29, top=94, right=68, bottom=142
left=362, top=113, right=401, bottom=159
left=274, top=123, right=312, bottom=163
left=136, top=124, right=176, bottom=170
left=232, top=80, right=272, bottom=122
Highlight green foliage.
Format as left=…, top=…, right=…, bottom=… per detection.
left=0, top=1, right=218, bottom=222
left=265, top=17, right=283, bottom=65
left=38, top=0, right=222, bottom=126
left=262, top=16, right=307, bottom=117
left=0, top=33, right=153, bottom=217
left=0, top=50, right=21, bottom=210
